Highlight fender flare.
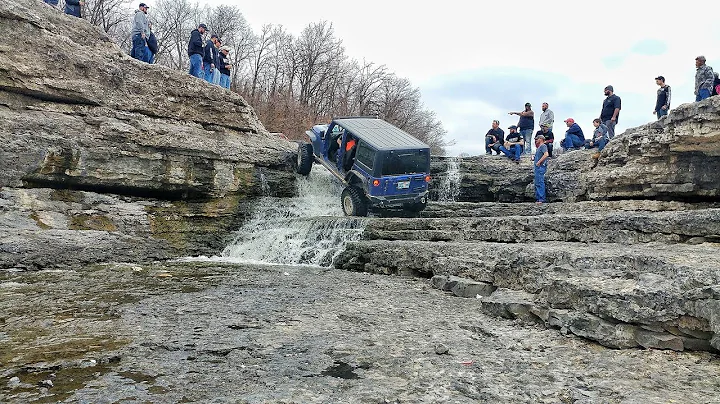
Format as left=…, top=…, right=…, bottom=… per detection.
left=344, top=171, right=367, bottom=189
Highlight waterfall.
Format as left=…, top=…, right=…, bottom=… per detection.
left=216, top=169, right=367, bottom=267
left=437, top=156, right=462, bottom=202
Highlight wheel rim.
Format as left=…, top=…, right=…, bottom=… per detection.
left=343, top=194, right=354, bottom=215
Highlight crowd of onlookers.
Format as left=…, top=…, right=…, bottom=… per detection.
left=484, top=55, right=719, bottom=204
left=43, top=1, right=235, bottom=90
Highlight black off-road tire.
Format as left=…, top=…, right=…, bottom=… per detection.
left=341, top=186, right=369, bottom=217
left=296, top=143, right=313, bottom=176
left=407, top=200, right=427, bottom=213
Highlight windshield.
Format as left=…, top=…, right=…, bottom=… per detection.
left=381, top=150, right=429, bottom=176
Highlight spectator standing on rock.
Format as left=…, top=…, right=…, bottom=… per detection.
left=600, top=85, right=621, bottom=139
left=560, top=118, right=585, bottom=151
left=539, top=102, right=554, bottom=131
left=130, top=3, right=150, bottom=62
left=218, top=46, right=232, bottom=89
left=509, top=103, right=534, bottom=155
left=653, top=76, right=671, bottom=120
left=498, top=125, right=524, bottom=163
left=188, top=24, right=207, bottom=79
left=533, top=134, right=549, bottom=204
left=695, top=56, right=715, bottom=102
left=203, top=34, right=221, bottom=84
left=536, top=124, right=554, bottom=157
left=484, top=120, right=505, bottom=155
left=64, top=0, right=84, bottom=18
left=713, top=72, right=720, bottom=96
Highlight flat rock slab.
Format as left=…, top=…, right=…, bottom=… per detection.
left=336, top=240, right=720, bottom=352
left=365, top=208, right=720, bottom=245
left=1, top=262, right=719, bottom=403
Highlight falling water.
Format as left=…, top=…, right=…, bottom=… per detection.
left=217, top=169, right=367, bottom=267
left=436, top=156, right=462, bottom=202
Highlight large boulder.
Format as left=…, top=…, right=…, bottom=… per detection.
left=0, top=0, right=296, bottom=198
left=0, top=0, right=297, bottom=268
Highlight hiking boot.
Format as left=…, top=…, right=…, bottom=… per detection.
left=590, top=152, right=600, bottom=168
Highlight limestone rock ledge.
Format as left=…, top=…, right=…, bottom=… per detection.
left=431, top=97, right=720, bottom=203
left=0, top=0, right=296, bottom=268
left=335, top=203, right=720, bottom=352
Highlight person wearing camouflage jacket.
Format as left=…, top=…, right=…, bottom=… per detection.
left=695, top=56, right=715, bottom=102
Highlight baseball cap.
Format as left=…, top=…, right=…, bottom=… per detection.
left=198, top=23, right=207, bottom=29
left=696, top=55, right=706, bottom=62
left=655, top=76, right=665, bottom=81
left=604, top=85, right=614, bottom=92
left=524, top=102, right=531, bottom=107
left=535, top=134, right=545, bottom=140
left=211, top=34, right=218, bottom=39
left=508, top=125, right=518, bottom=129
left=139, top=2, right=148, bottom=8
left=564, top=118, right=575, bottom=124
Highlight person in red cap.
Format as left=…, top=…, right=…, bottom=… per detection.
left=560, top=118, right=585, bottom=151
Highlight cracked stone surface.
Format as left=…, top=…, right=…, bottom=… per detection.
left=1, top=262, right=719, bottom=403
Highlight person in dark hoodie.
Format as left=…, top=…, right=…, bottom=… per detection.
left=64, top=0, right=84, bottom=18
left=203, top=34, right=221, bottom=84
left=188, top=24, right=207, bottom=78
left=560, top=118, right=585, bottom=151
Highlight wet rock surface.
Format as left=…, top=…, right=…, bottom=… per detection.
left=2, top=262, right=719, bottom=403
left=336, top=202, right=720, bottom=353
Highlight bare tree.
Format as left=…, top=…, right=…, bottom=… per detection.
left=294, top=21, right=343, bottom=108
left=152, top=0, right=199, bottom=70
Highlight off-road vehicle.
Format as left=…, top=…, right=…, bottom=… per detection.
left=297, top=117, right=431, bottom=216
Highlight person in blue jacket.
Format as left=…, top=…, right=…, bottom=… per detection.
left=64, top=0, right=84, bottom=18
left=561, top=118, right=585, bottom=150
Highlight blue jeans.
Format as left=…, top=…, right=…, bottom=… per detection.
left=203, top=64, right=215, bottom=83
left=520, top=129, right=533, bottom=154
left=64, top=4, right=81, bottom=17
left=584, top=138, right=608, bottom=152
left=656, top=108, right=668, bottom=120
left=499, top=144, right=523, bottom=160
left=44, top=0, right=59, bottom=5
left=189, top=54, right=203, bottom=78
left=220, top=74, right=231, bottom=89
left=131, top=34, right=146, bottom=62
left=696, top=88, right=711, bottom=102
left=562, top=134, right=584, bottom=149
left=534, top=165, right=547, bottom=202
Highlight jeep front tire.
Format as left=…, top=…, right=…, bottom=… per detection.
left=296, top=143, right=313, bottom=176
left=341, top=186, right=368, bottom=217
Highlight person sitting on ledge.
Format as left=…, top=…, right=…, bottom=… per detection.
left=584, top=119, right=609, bottom=152
left=561, top=118, right=585, bottom=151
left=498, top=125, right=524, bottom=163
left=536, top=124, right=554, bottom=157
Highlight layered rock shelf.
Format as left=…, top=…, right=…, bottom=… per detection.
left=0, top=0, right=296, bottom=268
left=341, top=98, right=720, bottom=353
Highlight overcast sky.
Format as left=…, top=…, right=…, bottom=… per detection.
left=146, top=0, right=719, bottom=156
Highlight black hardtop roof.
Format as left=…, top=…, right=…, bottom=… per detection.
left=332, top=117, right=429, bottom=151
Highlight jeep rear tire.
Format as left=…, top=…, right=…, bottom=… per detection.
left=296, top=143, right=313, bottom=176
left=341, top=186, right=368, bottom=217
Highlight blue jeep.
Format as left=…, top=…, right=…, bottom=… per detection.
left=297, top=117, right=431, bottom=216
